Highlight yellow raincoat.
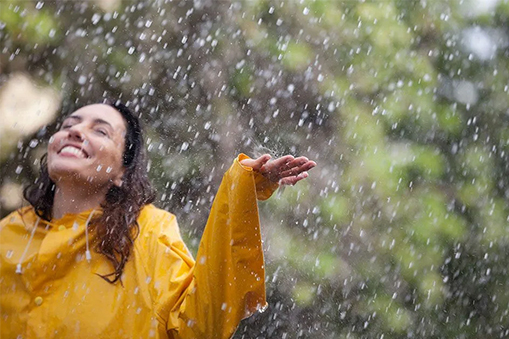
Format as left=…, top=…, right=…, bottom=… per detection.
left=0, top=155, right=278, bottom=338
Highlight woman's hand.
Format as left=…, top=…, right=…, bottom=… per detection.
left=240, top=154, right=316, bottom=186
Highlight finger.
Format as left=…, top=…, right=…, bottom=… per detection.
left=261, top=155, right=294, bottom=172
left=279, top=156, right=310, bottom=173
left=279, top=171, right=309, bottom=186
left=240, top=154, right=271, bottom=171
left=259, top=156, right=294, bottom=179
left=278, top=160, right=316, bottom=178
left=260, top=155, right=298, bottom=177
left=240, top=156, right=270, bottom=170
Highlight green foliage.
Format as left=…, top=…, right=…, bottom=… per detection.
left=0, top=1, right=60, bottom=45
left=280, top=41, right=313, bottom=71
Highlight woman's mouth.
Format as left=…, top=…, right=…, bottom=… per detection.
left=58, top=146, right=89, bottom=159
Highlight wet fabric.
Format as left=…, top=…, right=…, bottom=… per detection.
left=0, top=154, right=278, bottom=339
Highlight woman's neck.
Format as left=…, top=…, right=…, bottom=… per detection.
left=52, top=184, right=108, bottom=219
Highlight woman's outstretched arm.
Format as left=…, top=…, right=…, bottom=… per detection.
left=167, top=154, right=315, bottom=339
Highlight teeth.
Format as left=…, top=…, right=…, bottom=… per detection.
left=60, top=146, right=87, bottom=158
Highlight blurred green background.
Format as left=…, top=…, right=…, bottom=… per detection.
left=2, top=0, right=509, bottom=337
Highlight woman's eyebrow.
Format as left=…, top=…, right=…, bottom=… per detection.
left=93, top=118, right=113, bottom=128
left=64, top=115, right=113, bottom=128
left=64, top=115, right=82, bottom=122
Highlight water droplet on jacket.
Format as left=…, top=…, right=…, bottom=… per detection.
left=258, top=303, right=268, bottom=313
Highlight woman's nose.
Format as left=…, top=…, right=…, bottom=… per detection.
left=67, top=124, right=85, bottom=141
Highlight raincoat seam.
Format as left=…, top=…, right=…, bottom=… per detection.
left=133, top=220, right=160, bottom=318
left=134, top=209, right=186, bottom=332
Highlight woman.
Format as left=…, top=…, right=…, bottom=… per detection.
left=0, top=101, right=316, bottom=338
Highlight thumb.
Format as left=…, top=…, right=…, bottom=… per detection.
left=240, top=154, right=271, bottom=171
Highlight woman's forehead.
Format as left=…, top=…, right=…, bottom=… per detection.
left=67, top=104, right=126, bottom=130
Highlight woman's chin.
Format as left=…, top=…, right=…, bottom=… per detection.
left=48, top=166, right=86, bottom=183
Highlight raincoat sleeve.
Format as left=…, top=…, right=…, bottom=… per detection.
left=165, top=153, right=279, bottom=339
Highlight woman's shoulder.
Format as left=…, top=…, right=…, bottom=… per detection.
left=138, top=204, right=176, bottom=224
left=136, top=204, right=187, bottom=251
left=137, top=204, right=179, bottom=234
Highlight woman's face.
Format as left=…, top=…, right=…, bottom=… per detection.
left=47, top=104, right=127, bottom=189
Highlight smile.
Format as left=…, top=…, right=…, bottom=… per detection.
left=58, top=146, right=89, bottom=159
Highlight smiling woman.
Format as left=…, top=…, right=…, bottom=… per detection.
left=48, top=105, right=127, bottom=194
left=20, top=101, right=156, bottom=285
left=0, top=100, right=316, bottom=338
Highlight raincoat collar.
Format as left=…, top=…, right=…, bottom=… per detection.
left=17, top=205, right=102, bottom=229
left=15, top=206, right=100, bottom=274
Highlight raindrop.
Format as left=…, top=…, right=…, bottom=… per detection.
left=451, top=143, right=459, bottom=154
left=91, top=13, right=101, bottom=25
left=29, top=139, right=39, bottom=148
left=235, top=59, right=245, bottom=69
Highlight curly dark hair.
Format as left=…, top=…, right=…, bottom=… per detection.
left=23, top=100, right=156, bottom=283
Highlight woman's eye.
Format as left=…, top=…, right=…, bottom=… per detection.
left=61, top=124, right=72, bottom=130
left=96, top=129, right=108, bottom=136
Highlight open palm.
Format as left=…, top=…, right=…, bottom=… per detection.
left=240, top=154, right=316, bottom=186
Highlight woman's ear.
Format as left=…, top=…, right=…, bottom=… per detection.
left=112, top=169, right=125, bottom=187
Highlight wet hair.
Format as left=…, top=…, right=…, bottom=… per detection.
left=23, top=100, right=156, bottom=283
